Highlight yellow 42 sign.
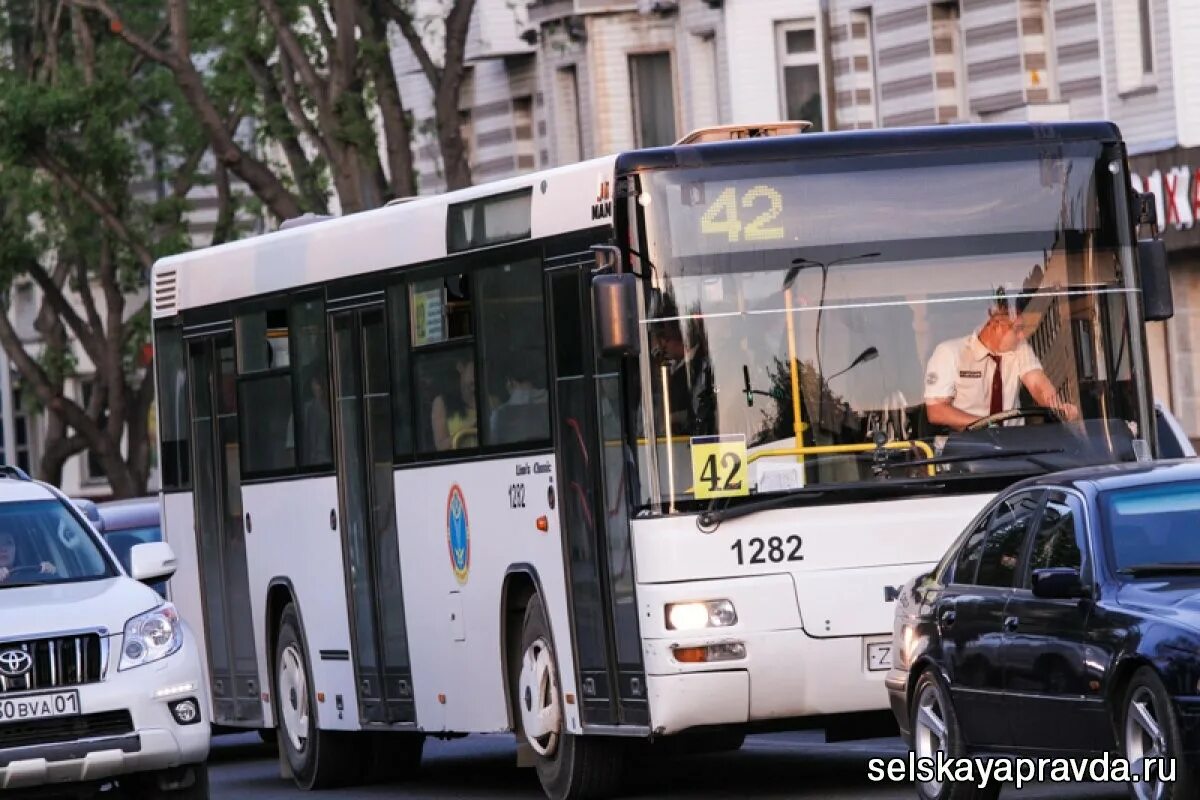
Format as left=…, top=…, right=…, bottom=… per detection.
left=699, top=185, right=786, bottom=243
left=691, top=435, right=750, bottom=499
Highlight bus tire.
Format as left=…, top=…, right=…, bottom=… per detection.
left=516, top=594, right=624, bottom=800
left=275, top=603, right=358, bottom=789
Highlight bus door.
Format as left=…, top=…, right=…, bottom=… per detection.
left=328, top=301, right=416, bottom=725
left=547, top=258, right=649, bottom=729
left=185, top=330, right=263, bottom=725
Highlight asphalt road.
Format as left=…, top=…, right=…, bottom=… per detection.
left=209, top=731, right=1129, bottom=799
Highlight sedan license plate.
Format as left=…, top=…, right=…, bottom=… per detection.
left=0, top=690, right=80, bottom=723
left=866, top=642, right=893, bottom=672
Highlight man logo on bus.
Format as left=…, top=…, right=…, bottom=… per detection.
left=592, top=178, right=613, bottom=221
left=447, top=484, right=470, bottom=584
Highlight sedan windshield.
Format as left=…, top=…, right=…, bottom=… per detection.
left=1103, top=480, right=1200, bottom=573
left=0, top=500, right=115, bottom=587
left=630, top=141, right=1149, bottom=512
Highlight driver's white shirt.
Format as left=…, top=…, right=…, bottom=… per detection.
left=924, top=330, right=1042, bottom=418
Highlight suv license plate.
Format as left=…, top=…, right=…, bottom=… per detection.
left=866, top=642, right=893, bottom=672
left=0, top=690, right=81, bottom=723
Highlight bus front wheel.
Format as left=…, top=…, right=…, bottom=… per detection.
left=275, top=603, right=358, bottom=789
left=516, top=594, right=624, bottom=800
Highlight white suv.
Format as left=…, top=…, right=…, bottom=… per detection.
left=0, top=468, right=210, bottom=797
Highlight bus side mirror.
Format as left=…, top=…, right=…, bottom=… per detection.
left=592, top=273, right=640, bottom=358
left=1138, top=239, right=1173, bottom=321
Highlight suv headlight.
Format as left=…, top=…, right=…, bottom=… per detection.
left=120, top=604, right=183, bottom=671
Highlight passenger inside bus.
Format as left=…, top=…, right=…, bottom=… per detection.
left=490, top=361, right=548, bottom=444
left=431, top=355, right=477, bottom=450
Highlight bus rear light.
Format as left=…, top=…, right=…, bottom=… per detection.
left=665, top=600, right=737, bottom=631
left=672, top=642, right=746, bottom=664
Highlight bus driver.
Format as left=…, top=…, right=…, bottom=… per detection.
left=924, top=291, right=1079, bottom=432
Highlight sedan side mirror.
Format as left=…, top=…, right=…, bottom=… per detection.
left=1031, top=567, right=1087, bottom=600
left=129, top=541, right=177, bottom=584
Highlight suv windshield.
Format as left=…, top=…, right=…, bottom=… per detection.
left=0, top=500, right=115, bottom=587
left=628, top=141, right=1149, bottom=512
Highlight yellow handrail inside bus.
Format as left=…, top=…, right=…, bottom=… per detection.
left=783, top=286, right=806, bottom=470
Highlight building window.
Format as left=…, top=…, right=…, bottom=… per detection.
left=0, top=387, right=32, bottom=475
left=630, top=52, right=677, bottom=147
left=1116, top=0, right=1155, bottom=92
left=1019, top=0, right=1056, bottom=104
left=555, top=66, right=584, bottom=163
left=1138, top=0, right=1153, bottom=74
left=930, top=1, right=965, bottom=123
left=776, top=21, right=825, bottom=131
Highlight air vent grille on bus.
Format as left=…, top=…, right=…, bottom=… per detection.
left=153, top=267, right=178, bottom=317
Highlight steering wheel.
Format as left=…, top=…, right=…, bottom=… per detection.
left=1, top=565, right=45, bottom=582
left=966, top=406, right=1062, bottom=432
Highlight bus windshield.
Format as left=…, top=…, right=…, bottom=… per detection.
left=628, top=141, right=1150, bottom=512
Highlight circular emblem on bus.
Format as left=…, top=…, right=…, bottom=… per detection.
left=447, top=484, right=470, bottom=584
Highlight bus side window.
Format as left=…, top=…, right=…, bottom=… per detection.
left=236, top=307, right=297, bottom=476
left=387, top=284, right=414, bottom=460
left=291, top=298, right=332, bottom=468
left=477, top=258, right=550, bottom=447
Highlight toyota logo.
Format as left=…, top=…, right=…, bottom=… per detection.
left=0, top=649, right=31, bottom=678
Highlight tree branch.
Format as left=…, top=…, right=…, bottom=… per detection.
left=362, top=0, right=415, bottom=197
left=72, top=0, right=304, bottom=221
left=244, top=50, right=328, bottom=213
left=70, top=0, right=175, bottom=68
left=380, top=0, right=440, bottom=86
left=259, top=0, right=333, bottom=121
left=69, top=4, right=97, bottom=85
left=0, top=302, right=103, bottom=443
left=304, top=0, right=335, bottom=56
left=211, top=161, right=235, bottom=246
left=23, top=258, right=103, bottom=366
left=34, top=151, right=155, bottom=270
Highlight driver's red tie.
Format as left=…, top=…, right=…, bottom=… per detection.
left=989, top=354, right=1003, bottom=416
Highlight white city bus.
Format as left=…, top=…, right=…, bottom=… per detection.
left=151, top=121, right=1175, bottom=798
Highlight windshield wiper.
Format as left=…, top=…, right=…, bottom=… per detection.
left=696, top=479, right=947, bottom=532
left=0, top=582, right=41, bottom=589
left=1118, top=563, right=1200, bottom=576
left=895, top=447, right=1064, bottom=472
left=698, top=490, right=828, bottom=531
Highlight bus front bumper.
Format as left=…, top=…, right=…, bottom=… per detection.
left=643, top=628, right=890, bottom=735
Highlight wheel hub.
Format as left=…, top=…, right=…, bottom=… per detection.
left=913, top=684, right=948, bottom=797
left=1125, top=686, right=1167, bottom=800
left=518, top=637, right=561, bottom=757
left=278, top=644, right=310, bottom=754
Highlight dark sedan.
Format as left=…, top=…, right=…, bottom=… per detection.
left=886, top=460, right=1200, bottom=800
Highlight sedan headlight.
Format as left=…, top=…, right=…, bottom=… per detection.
left=665, top=600, right=737, bottom=631
left=120, top=604, right=183, bottom=671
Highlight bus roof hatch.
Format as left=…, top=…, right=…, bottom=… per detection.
left=675, top=121, right=812, bottom=145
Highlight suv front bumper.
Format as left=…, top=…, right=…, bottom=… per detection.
left=0, top=628, right=210, bottom=791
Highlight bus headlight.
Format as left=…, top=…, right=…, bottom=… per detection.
left=120, top=604, right=183, bottom=671
left=665, top=600, right=737, bottom=631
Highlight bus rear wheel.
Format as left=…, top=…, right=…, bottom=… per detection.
left=516, top=595, right=624, bottom=800
left=275, top=603, right=359, bottom=789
